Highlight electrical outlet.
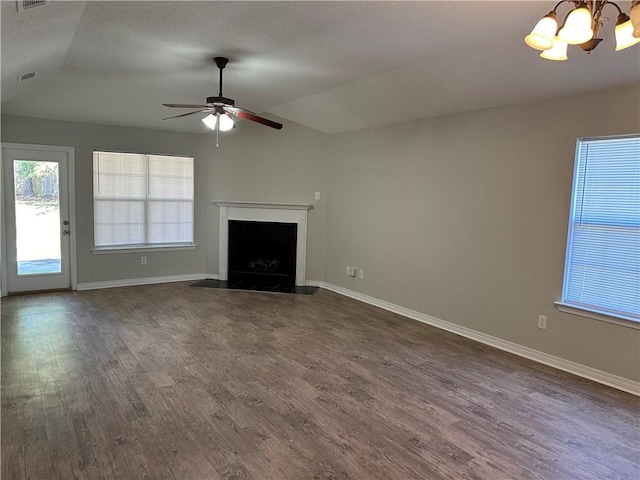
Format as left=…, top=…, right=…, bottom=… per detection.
left=315, top=191, right=321, bottom=200
left=358, top=269, right=364, bottom=279
left=538, top=315, right=547, bottom=330
left=346, top=265, right=351, bottom=276
left=141, top=256, right=147, bottom=265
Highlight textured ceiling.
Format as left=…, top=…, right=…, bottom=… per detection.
left=1, top=1, right=639, bottom=135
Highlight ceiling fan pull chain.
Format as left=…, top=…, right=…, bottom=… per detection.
left=216, top=121, right=220, bottom=149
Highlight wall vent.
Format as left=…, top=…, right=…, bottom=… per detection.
left=17, top=72, right=37, bottom=83
left=16, top=0, right=48, bottom=12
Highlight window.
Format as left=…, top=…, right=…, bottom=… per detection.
left=560, top=135, right=640, bottom=323
left=93, top=151, right=194, bottom=248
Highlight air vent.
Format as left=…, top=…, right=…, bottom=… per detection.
left=17, top=72, right=37, bottom=83
left=16, top=0, right=48, bottom=12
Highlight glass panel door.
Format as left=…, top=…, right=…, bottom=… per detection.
left=13, top=160, right=62, bottom=275
left=2, top=146, right=71, bottom=293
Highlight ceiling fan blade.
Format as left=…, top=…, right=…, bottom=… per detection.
left=227, top=107, right=283, bottom=130
left=163, top=109, right=209, bottom=120
left=163, top=103, right=210, bottom=109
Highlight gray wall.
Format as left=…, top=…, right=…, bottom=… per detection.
left=324, top=84, right=640, bottom=382
left=1, top=115, right=328, bottom=283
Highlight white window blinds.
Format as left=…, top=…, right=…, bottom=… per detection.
left=561, top=135, right=640, bottom=321
left=93, top=151, right=194, bottom=247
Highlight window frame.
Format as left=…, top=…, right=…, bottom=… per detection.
left=92, top=150, right=196, bottom=253
left=556, top=134, right=640, bottom=330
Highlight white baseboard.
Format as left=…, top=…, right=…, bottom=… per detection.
left=77, top=273, right=216, bottom=291
left=305, top=280, right=324, bottom=287
left=317, top=282, right=640, bottom=396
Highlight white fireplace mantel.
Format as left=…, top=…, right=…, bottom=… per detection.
left=213, top=201, right=313, bottom=286
left=214, top=201, right=313, bottom=211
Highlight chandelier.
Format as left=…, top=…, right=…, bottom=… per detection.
left=525, top=0, right=640, bottom=60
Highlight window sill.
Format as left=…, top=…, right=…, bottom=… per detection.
left=92, top=244, right=197, bottom=255
left=554, top=302, right=640, bottom=330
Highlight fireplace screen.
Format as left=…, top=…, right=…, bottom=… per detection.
left=228, top=221, right=297, bottom=288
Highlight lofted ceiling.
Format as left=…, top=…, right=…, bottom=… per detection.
left=1, top=1, right=639, bottom=135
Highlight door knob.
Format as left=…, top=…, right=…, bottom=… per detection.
left=63, top=220, right=69, bottom=225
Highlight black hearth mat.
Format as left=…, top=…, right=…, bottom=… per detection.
left=190, top=279, right=318, bottom=295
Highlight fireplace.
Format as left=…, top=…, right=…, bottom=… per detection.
left=215, top=201, right=313, bottom=287
left=228, top=221, right=297, bottom=288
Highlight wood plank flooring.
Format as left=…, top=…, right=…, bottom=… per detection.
left=2, top=282, right=639, bottom=479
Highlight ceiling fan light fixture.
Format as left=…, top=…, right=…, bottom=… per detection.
left=218, top=113, right=234, bottom=131
left=202, top=113, right=218, bottom=130
left=558, top=5, right=594, bottom=44
left=540, top=36, right=568, bottom=60
left=525, top=11, right=558, bottom=50
left=615, top=13, right=640, bottom=50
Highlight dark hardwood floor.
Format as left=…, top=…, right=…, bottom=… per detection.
left=2, top=282, right=639, bottom=479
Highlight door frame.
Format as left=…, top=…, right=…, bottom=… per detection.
left=1, top=143, right=77, bottom=296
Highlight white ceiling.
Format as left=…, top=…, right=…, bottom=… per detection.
left=2, top=1, right=639, bottom=135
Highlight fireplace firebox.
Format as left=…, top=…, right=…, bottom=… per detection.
left=228, top=221, right=297, bottom=289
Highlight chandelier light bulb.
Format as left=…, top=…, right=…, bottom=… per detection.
left=614, top=14, right=640, bottom=50
left=558, top=5, right=594, bottom=44
left=525, top=11, right=558, bottom=50
left=629, top=1, right=640, bottom=38
left=540, top=36, right=568, bottom=60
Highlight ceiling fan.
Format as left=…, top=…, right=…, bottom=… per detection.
left=162, top=57, right=283, bottom=136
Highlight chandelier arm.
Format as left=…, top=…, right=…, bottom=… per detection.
left=590, top=1, right=624, bottom=38
left=557, top=0, right=623, bottom=15
left=553, top=0, right=570, bottom=11
left=553, top=0, right=584, bottom=14
left=601, top=1, right=623, bottom=15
